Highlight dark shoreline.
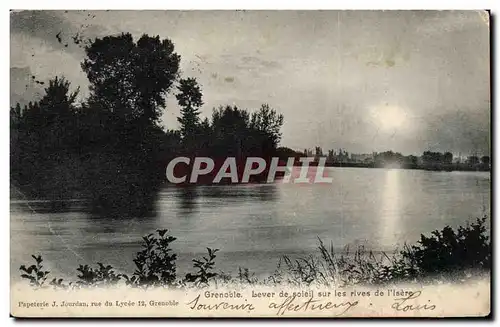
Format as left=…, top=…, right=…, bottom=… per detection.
left=297, top=161, right=491, bottom=172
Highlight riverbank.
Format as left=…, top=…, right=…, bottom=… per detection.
left=298, top=161, right=491, bottom=172
left=17, top=216, right=490, bottom=290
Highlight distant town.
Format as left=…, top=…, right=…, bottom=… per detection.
left=277, top=147, right=491, bottom=172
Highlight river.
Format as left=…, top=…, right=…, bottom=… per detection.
left=10, top=167, right=490, bottom=281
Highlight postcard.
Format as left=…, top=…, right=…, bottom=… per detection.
left=10, top=10, right=491, bottom=318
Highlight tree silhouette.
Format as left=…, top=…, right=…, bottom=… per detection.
left=176, top=77, right=203, bottom=150
left=443, top=152, right=453, bottom=164
left=205, top=104, right=284, bottom=162
left=81, top=33, right=180, bottom=124
left=211, top=105, right=250, bottom=158
left=481, top=156, right=490, bottom=166
left=10, top=103, right=22, bottom=128
left=249, top=104, right=284, bottom=149
left=10, top=31, right=289, bottom=212
left=467, top=156, right=479, bottom=165
left=11, top=77, right=80, bottom=204
left=78, top=33, right=183, bottom=215
left=37, top=77, right=80, bottom=152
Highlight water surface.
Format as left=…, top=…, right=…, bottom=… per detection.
left=11, top=168, right=490, bottom=280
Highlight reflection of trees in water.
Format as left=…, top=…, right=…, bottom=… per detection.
left=171, top=184, right=280, bottom=218
left=176, top=186, right=199, bottom=214
left=83, top=214, right=159, bottom=237
left=11, top=197, right=87, bottom=215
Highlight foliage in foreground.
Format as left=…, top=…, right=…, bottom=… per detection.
left=263, top=216, right=490, bottom=287
left=20, top=217, right=490, bottom=289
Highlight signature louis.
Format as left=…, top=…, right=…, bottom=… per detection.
left=392, top=291, right=436, bottom=312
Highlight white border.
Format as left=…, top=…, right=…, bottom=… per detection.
left=2, top=1, right=498, bottom=326
left=4, top=1, right=499, bottom=10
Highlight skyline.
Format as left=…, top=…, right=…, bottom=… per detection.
left=299, top=147, right=488, bottom=159
left=10, top=10, right=491, bottom=155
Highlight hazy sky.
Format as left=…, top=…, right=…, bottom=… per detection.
left=10, top=10, right=490, bottom=155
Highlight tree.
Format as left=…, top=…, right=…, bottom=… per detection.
left=443, top=152, right=453, bottom=165
left=315, top=146, right=323, bottom=157
left=10, top=77, right=81, bottom=202
left=16, top=76, right=80, bottom=153
left=467, top=156, right=479, bottom=165
left=407, top=155, right=418, bottom=166
left=81, top=33, right=180, bottom=124
left=197, top=117, right=212, bottom=153
left=176, top=78, right=203, bottom=143
left=10, top=103, right=22, bottom=128
left=79, top=34, right=182, bottom=215
left=481, top=156, right=490, bottom=166
left=249, top=104, right=284, bottom=148
left=422, top=151, right=444, bottom=165
left=211, top=105, right=250, bottom=157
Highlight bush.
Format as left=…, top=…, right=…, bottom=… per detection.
left=76, top=263, right=122, bottom=287
left=20, top=229, right=219, bottom=289
left=19, top=217, right=490, bottom=289
left=19, top=255, right=50, bottom=288
left=183, top=248, right=219, bottom=288
left=251, top=216, right=491, bottom=287
left=402, top=216, right=490, bottom=274
left=122, top=229, right=178, bottom=288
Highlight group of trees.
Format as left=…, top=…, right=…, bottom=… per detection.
left=10, top=32, right=285, bottom=216
left=466, top=155, right=490, bottom=166
left=295, top=146, right=491, bottom=171
left=174, top=101, right=284, bottom=160
left=421, top=151, right=454, bottom=165
left=421, top=151, right=490, bottom=170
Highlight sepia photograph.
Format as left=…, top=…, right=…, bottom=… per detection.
left=9, top=9, right=491, bottom=318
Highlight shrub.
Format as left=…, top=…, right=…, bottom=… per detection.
left=19, top=229, right=184, bottom=289
left=20, top=255, right=50, bottom=288
left=19, top=217, right=490, bottom=289
left=402, top=216, right=490, bottom=274
left=256, top=216, right=491, bottom=287
left=183, top=248, right=219, bottom=288
left=238, top=267, right=258, bottom=285
left=75, top=263, right=122, bottom=287
left=122, top=229, right=177, bottom=288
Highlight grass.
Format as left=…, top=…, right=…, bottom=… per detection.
left=19, top=216, right=490, bottom=290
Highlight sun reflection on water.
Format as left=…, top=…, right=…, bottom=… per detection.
left=379, top=169, right=401, bottom=249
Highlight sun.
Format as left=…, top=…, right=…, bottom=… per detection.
left=370, top=104, right=408, bottom=132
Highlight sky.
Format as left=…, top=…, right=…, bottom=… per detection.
left=10, top=10, right=491, bottom=156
